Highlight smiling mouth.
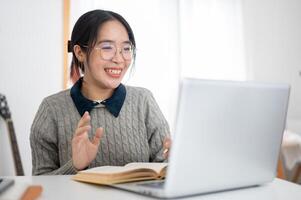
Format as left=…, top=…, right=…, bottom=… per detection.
left=104, top=68, right=122, bottom=77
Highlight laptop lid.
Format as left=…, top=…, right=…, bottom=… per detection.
left=113, top=78, right=290, bottom=198
left=164, top=78, right=290, bottom=197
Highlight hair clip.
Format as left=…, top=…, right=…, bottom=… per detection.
left=67, top=40, right=72, bottom=53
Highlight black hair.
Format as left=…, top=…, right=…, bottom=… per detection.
left=68, top=9, right=136, bottom=81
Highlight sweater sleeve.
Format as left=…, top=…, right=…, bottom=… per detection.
left=30, top=99, right=77, bottom=175
left=143, top=90, right=170, bottom=162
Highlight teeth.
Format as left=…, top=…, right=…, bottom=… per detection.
left=105, top=69, right=121, bottom=75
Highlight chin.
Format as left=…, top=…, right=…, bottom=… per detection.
left=103, top=79, right=123, bottom=89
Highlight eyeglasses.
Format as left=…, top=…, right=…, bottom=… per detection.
left=89, top=42, right=135, bottom=61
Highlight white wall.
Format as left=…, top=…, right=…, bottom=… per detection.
left=0, top=0, right=63, bottom=175
left=179, top=0, right=247, bottom=81
left=241, top=0, right=301, bottom=133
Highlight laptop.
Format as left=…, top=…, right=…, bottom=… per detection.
left=112, top=78, right=290, bottom=198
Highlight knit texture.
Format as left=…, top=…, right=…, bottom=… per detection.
left=30, top=86, right=170, bottom=175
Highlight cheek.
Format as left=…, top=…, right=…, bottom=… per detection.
left=88, top=58, right=106, bottom=72
left=124, top=61, right=132, bottom=70
left=87, top=51, right=103, bottom=67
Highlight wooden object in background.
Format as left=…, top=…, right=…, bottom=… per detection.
left=277, top=158, right=285, bottom=179
left=63, top=0, right=70, bottom=89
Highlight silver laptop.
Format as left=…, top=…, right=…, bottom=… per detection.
left=112, top=78, right=290, bottom=198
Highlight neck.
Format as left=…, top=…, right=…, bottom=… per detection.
left=81, top=78, right=114, bottom=101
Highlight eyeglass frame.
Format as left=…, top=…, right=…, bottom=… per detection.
left=80, top=42, right=136, bottom=61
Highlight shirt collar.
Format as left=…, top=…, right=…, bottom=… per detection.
left=70, top=77, right=126, bottom=117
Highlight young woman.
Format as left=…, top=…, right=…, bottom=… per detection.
left=30, top=9, right=171, bottom=175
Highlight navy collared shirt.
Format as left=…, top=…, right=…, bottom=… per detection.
left=70, top=77, right=126, bottom=117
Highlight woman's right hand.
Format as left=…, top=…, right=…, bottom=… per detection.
left=72, top=111, right=104, bottom=170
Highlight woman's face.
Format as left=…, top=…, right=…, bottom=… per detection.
left=83, top=20, right=132, bottom=89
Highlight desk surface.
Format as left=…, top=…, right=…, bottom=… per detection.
left=0, top=176, right=301, bottom=200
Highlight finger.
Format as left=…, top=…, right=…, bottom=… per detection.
left=163, top=136, right=171, bottom=159
left=163, top=137, right=171, bottom=149
left=74, top=125, right=91, bottom=137
left=163, top=148, right=169, bottom=159
left=163, top=148, right=169, bottom=155
left=92, top=127, right=104, bottom=146
left=72, top=131, right=88, bottom=144
left=77, top=111, right=90, bottom=128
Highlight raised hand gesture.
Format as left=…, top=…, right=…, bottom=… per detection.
left=72, top=111, right=104, bottom=170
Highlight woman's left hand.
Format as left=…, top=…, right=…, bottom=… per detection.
left=163, top=136, right=172, bottom=159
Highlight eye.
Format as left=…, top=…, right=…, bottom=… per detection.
left=99, top=43, right=114, bottom=51
left=123, top=45, right=132, bottom=53
left=101, top=45, right=113, bottom=50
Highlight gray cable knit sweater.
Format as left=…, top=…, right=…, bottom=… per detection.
left=30, top=86, right=169, bottom=175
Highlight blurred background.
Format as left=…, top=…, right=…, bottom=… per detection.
left=0, top=0, right=300, bottom=183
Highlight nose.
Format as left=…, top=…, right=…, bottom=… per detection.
left=112, top=48, right=124, bottom=63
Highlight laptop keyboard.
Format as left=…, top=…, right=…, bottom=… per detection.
left=138, top=181, right=165, bottom=188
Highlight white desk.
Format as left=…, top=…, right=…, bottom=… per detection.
left=1, top=176, right=301, bottom=200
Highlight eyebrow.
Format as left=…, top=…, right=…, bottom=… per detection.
left=96, top=40, right=132, bottom=45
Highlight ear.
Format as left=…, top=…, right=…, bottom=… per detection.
left=73, top=45, right=86, bottom=62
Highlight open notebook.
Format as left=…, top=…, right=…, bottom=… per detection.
left=73, top=162, right=167, bottom=184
